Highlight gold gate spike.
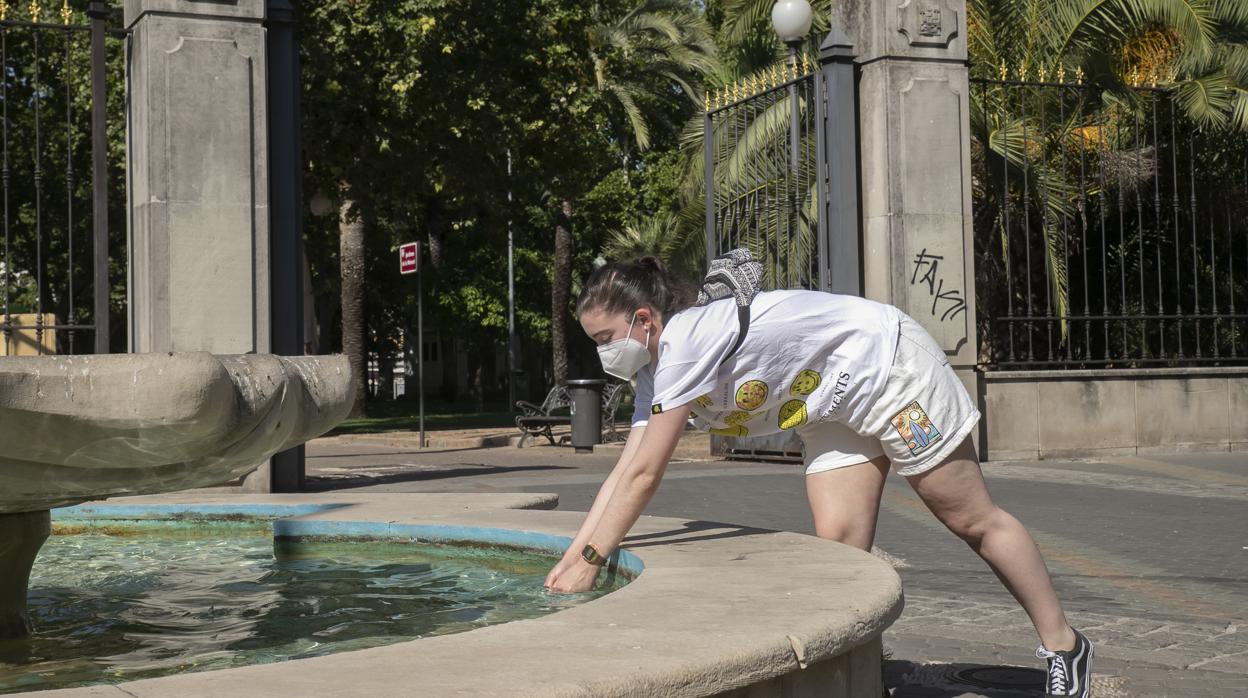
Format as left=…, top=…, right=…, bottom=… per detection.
left=999, top=60, right=1008, bottom=81
left=801, top=52, right=810, bottom=75
left=1075, top=66, right=1085, bottom=85
left=27, top=0, right=37, bottom=22
left=1037, top=64, right=1047, bottom=83
left=59, top=0, right=68, bottom=24
left=1057, top=65, right=1067, bottom=84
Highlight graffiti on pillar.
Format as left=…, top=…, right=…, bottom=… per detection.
left=910, top=249, right=966, bottom=322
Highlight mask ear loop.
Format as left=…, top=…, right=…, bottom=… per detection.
left=628, top=311, right=649, bottom=347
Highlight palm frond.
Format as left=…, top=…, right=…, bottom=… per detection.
left=1175, top=71, right=1234, bottom=128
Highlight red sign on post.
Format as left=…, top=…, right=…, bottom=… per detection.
left=399, top=242, right=419, bottom=275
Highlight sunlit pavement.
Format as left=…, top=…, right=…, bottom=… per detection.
left=307, top=435, right=1248, bottom=696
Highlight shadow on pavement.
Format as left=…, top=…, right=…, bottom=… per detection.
left=885, top=659, right=1046, bottom=697
left=622, top=519, right=777, bottom=549
left=308, top=446, right=530, bottom=458
left=304, top=465, right=575, bottom=491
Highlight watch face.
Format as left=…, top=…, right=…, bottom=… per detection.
left=581, top=545, right=600, bottom=563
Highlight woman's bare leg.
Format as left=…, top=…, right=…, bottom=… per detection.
left=906, top=436, right=1075, bottom=651
left=804, top=455, right=891, bottom=551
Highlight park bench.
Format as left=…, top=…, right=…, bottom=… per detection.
left=515, top=385, right=572, bottom=448
left=515, top=382, right=632, bottom=448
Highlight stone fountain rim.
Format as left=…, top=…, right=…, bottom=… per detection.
left=25, top=492, right=903, bottom=698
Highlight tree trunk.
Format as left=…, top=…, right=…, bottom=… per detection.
left=551, top=199, right=573, bottom=386
left=339, top=197, right=367, bottom=418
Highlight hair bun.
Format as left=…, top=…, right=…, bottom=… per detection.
left=636, top=256, right=665, bottom=273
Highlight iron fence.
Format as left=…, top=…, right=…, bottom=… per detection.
left=704, top=56, right=823, bottom=291
left=0, top=1, right=124, bottom=356
left=972, top=74, right=1248, bottom=369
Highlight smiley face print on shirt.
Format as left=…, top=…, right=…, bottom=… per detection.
left=735, top=380, right=769, bottom=410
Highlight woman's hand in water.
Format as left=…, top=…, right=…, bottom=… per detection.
left=544, top=557, right=600, bottom=594
left=543, top=553, right=577, bottom=589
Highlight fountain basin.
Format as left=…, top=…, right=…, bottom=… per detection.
left=17, top=493, right=902, bottom=697
left=0, top=353, right=353, bottom=514
left=6, top=503, right=626, bottom=693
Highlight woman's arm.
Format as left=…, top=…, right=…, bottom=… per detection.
left=543, top=425, right=647, bottom=587
left=545, top=404, right=691, bottom=593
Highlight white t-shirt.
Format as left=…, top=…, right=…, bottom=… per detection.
left=631, top=290, right=901, bottom=437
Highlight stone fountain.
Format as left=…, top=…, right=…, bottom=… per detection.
left=0, top=352, right=353, bottom=638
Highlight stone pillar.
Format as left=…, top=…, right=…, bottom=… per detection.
left=127, top=0, right=270, bottom=356
left=835, top=1, right=981, bottom=444
left=0, top=511, right=51, bottom=638
left=127, top=0, right=304, bottom=488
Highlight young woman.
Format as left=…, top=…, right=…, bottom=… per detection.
left=543, top=256, right=1093, bottom=698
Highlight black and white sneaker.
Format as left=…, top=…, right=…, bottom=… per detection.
left=1036, top=628, right=1094, bottom=697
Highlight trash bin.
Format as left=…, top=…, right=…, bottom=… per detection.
left=566, top=378, right=606, bottom=453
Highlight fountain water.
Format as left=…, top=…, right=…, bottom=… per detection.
left=0, top=352, right=353, bottom=638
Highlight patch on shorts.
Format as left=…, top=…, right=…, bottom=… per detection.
left=890, top=400, right=943, bottom=456
left=651, top=403, right=664, bottom=415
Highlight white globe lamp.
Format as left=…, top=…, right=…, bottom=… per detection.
left=771, top=0, right=813, bottom=45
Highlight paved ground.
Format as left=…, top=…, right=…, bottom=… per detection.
left=306, top=432, right=1248, bottom=696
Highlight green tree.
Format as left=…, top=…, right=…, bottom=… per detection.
left=967, top=0, right=1248, bottom=359
left=969, top=0, right=1248, bottom=127
left=544, top=0, right=716, bottom=384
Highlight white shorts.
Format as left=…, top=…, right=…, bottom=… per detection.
left=796, top=314, right=980, bottom=478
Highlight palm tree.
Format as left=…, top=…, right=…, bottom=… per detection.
left=602, top=213, right=711, bottom=277
left=968, top=0, right=1248, bottom=361
left=970, top=0, right=1247, bottom=128
left=338, top=196, right=367, bottom=418
left=549, top=0, right=718, bottom=385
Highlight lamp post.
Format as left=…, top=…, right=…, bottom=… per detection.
left=507, top=148, right=516, bottom=410
left=771, top=0, right=812, bottom=286
left=772, top=0, right=812, bottom=172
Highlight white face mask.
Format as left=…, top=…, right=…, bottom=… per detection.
left=597, top=313, right=651, bottom=380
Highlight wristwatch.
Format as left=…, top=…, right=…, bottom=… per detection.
left=580, top=543, right=608, bottom=566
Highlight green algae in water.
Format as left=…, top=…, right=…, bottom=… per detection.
left=0, top=520, right=627, bottom=694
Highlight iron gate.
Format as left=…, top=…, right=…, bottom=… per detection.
left=701, top=31, right=860, bottom=460
left=0, top=0, right=124, bottom=356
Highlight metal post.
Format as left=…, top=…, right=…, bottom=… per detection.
left=88, top=2, right=110, bottom=353
left=266, top=0, right=305, bottom=491
left=787, top=43, right=802, bottom=288
left=417, top=259, right=425, bottom=448
left=703, top=108, right=716, bottom=267
left=816, top=25, right=860, bottom=296
left=507, top=148, right=516, bottom=409
left=788, top=44, right=801, bottom=174
left=268, top=0, right=304, bottom=359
